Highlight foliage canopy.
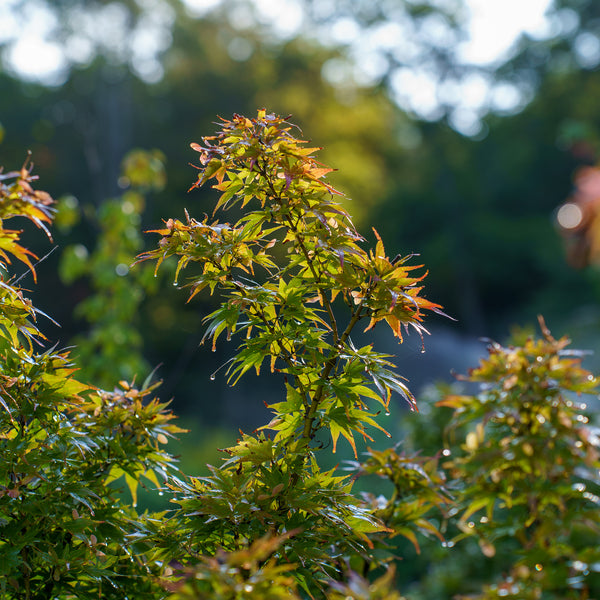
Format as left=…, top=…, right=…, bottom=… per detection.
left=1, top=110, right=599, bottom=600
left=138, top=110, right=449, bottom=597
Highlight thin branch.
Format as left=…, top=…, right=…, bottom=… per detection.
left=301, top=302, right=366, bottom=441
left=11, top=245, right=59, bottom=286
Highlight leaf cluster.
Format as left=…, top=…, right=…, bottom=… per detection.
left=439, top=317, right=600, bottom=597
left=356, top=447, right=451, bottom=554
left=58, top=149, right=167, bottom=387
left=139, top=110, right=445, bottom=455
left=0, top=155, right=54, bottom=281
left=0, top=161, right=181, bottom=598
left=137, top=110, right=448, bottom=596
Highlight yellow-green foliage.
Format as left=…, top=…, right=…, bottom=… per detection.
left=0, top=158, right=182, bottom=598
left=138, top=110, right=447, bottom=597
left=440, top=318, right=600, bottom=598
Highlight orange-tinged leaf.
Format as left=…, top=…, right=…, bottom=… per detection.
left=392, top=526, right=421, bottom=553
left=292, top=146, right=322, bottom=157
left=436, top=395, right=471, bottom=409
left=330, top=420, right=357, bottom=457
left=307, top=167, right=334, bottom=180
left=330, top=422, right=341, bottom=454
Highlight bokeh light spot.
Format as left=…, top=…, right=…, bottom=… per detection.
left=557, top=203, right=583, bottom=230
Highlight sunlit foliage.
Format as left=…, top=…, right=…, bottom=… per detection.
left=0, top=159, right=182, bottom=597
left=2, top=111, right=599, bottom=599
left=139, top=110, right=447, bottom=596
left=440, top=317, right=600, bottom=598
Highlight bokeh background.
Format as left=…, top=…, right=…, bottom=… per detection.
left=1, top=0, right=600, bottom=450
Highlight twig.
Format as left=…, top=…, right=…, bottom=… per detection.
left=11, top=245, right=59, bottom=285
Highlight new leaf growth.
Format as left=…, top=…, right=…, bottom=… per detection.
left=140, top=109, right=445, bottom=456
left=139, top=110, right=447, bottom=595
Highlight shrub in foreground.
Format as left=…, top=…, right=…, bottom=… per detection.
left=1, top=112, right=598, bottom=600
left=139, top=110, right=448, bottom=597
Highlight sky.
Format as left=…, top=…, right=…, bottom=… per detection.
left=317, top=0, right=555, bottom=134
left=0, top=0, right=555, bottom=134
left=460, top=0, right=553, bottom=65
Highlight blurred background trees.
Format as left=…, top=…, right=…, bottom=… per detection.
left=1, top=0, right=600, bottom=421
left=2, top=1, right=600, bottom=597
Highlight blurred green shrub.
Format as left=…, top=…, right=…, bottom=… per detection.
left=57, top=149, right=166, bottom=388
left=0, top=157, right=182, bottom=597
